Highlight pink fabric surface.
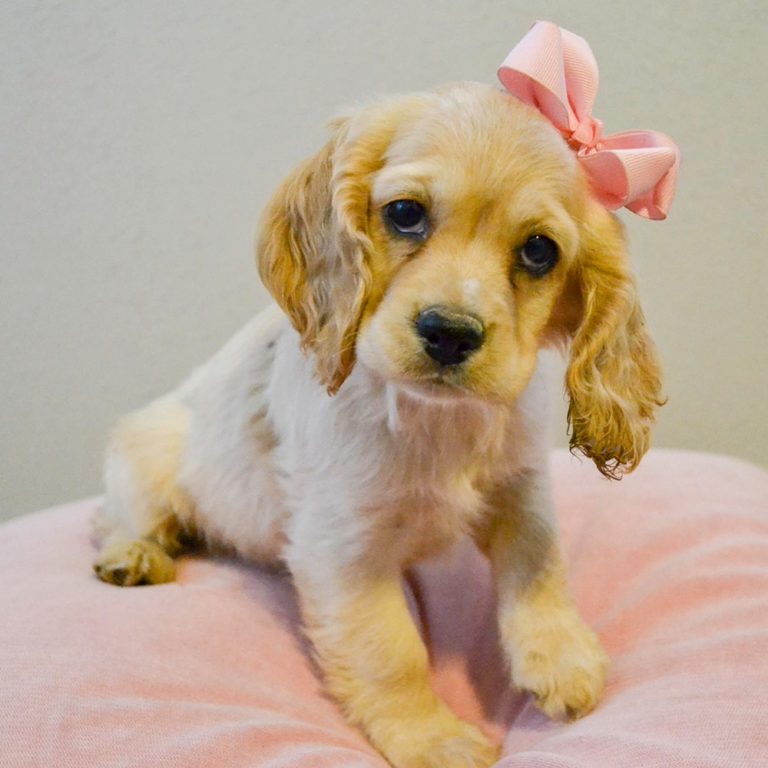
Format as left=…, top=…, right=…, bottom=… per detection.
left=1, top=450, right=767, bottom=767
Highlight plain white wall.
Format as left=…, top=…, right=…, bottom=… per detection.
left=2, top=1, right=766, bottom=521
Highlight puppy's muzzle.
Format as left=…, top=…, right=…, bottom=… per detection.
left=415, top=306, right=485, bottom=366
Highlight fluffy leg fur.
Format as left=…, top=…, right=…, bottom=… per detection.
left=288, top=553, right=499, bottom=768
left=93, top=396, right=193, bottom=586
left=479, top=468, right=608, bottom=719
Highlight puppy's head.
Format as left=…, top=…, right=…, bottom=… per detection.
left=257, top=83, right=663, bottom=477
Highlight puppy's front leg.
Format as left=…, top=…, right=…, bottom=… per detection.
left=288, top=547, right=498, bottom=768
left=480, top=469, right=608, bottom=719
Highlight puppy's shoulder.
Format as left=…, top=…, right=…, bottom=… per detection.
left=177, top=303, right=289, bottom=403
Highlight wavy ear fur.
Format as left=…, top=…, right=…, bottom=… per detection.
left=566, top=204, right=664, bottom=478
left=257, top=119, right=373, bottom=394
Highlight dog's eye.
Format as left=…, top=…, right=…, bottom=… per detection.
left=518, top=235, right=559, bottom=277
left=384, top=199, right=429, bottom=238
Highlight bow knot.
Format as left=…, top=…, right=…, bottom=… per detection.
left=571, top=115, right=603, bottom=150
left=498, top=21, right=680, bottom=219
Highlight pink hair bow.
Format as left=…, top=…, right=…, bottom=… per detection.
left=498, top=21, right=680, bottom=219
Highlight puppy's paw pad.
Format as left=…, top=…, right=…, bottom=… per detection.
left=94, top=539, right=176, bottom=586
left=511, top=616, right=608, bottom=720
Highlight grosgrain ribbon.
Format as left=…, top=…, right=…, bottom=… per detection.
left=498, top=21, right=680, bottom=219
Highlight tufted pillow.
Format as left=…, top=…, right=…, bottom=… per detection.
left=1, top=450, right=767, bottom=767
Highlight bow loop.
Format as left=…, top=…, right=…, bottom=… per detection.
left=497, top=21, right=680, bottom=219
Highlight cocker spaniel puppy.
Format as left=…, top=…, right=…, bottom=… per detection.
left=93, top=78, right=666, bottom=768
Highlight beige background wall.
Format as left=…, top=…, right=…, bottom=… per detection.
left=1, top=1, right=766, bottom=521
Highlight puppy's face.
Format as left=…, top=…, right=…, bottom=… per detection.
left=258, top=83, right=663, bottom=477
left=356, top=86, right=581, bottom=404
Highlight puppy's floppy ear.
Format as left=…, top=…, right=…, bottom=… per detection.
left=257, top=117, right=373, bottom=394
left=565, top=203, right=664, bottom=478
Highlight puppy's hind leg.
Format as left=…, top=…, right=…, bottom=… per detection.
left=94, top=397, right=194, bottom=587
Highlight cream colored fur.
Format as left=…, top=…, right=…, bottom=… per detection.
left=94, top=83, right=664, bottom=768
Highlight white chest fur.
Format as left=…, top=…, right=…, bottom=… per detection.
left=173, top=305, right=547, bottom=570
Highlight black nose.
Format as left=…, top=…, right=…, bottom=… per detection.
left=415, top=307, right=485, bottom=366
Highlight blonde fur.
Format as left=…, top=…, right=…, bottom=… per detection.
left=565, top=205, right=664, bottom=477
left=94, top=83, right=662, bottom=768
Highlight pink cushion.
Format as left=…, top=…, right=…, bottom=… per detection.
left=2, top=450, right=767, bottom=767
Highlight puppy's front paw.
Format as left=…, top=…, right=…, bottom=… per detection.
left=507, top=610, right=608, bottom=720
left=377, top=712, right=498, bottom=768
left=94, top=539, right=176, bottom=586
